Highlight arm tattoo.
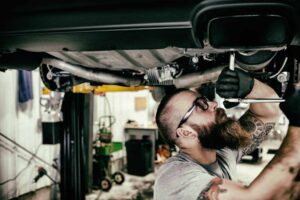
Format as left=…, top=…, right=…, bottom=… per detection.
left=239, top=111, right=275, bottom=156
left=198, top=177, right=223, bottom=200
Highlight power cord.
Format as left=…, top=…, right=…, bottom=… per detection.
left=0, top=132, right=59, bottom=186
left=0, top=132, right=60, bottom=200
left=104, top=95, right=112, bottom=116
left=0, top=132, right=54, bottom=168
left=0, top=144, right=41, bottom=186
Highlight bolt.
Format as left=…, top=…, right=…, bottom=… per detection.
left=46, top=72, right=53, bottom=80
left=277, top=72, right=289, bottom=83
left=192, top=56, right=199, bottom=64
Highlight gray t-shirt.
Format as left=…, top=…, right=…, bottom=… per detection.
left=154, top=148, right=240, bottom=200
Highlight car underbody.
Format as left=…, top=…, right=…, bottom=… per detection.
left=0, top=0, right=300, bottom=96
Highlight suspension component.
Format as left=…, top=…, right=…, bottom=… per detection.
left=277, top=71, right=290, bottom=97
left=144, top=63, right=182, bottom=85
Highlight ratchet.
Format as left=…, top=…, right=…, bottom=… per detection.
left=224, top=52, right=284, bottom=104
left=224, top=98, right=285, bottom=103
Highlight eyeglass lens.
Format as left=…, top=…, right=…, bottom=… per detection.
left=196, top=97, right=208, bottom=111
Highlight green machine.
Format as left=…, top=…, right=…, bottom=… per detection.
left=93, top=115, right=125, bottom=191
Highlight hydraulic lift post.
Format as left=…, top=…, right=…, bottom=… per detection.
left=60, top=92, right=93, bottom=200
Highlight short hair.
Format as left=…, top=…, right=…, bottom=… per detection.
left=155, top=88, right=189, bottom=145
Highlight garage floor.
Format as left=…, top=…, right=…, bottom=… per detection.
left=86, top=140, right=279, bottom=200
left=86, top=173, right=155, bottom=200
left=236, top=139, right=281, bottom=186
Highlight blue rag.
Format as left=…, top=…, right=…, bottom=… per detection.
left=18, top=70, right=33, bottom=103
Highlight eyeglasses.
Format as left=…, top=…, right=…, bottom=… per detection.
left=177, top=96, right=209, bottom=129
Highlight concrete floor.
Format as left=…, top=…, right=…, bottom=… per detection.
left=236, top=140, right=278, bottom=185
left=86, top=173, right=155, bottom=200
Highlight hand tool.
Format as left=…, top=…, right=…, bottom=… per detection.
left=224, top=52, right=285, bottom=104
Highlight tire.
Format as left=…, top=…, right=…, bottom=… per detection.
left=112, top=172, right=125, bottom=185
left=100, top=177, right=112, bottom=191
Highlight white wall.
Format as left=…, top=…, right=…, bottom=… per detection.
left=93, top=90, right=157, bottom=142
left=0, top=70, right=59, bottom=199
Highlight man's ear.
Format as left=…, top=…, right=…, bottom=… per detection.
left=176, top=127, right=197, bottom=138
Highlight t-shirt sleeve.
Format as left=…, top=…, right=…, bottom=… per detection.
left=154, top=162, right=215, bottom=200
left=217, top=148, right=240, bottom=181
left=217, top=148, right=240, bottom=163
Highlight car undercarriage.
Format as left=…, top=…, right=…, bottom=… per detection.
left=1, top=0, right=300, bottom=94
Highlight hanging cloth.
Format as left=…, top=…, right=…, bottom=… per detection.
left=18, top=70, right=33, bottom=103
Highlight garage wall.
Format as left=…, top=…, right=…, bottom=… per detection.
left=0, top=70, right=59, bottom=199
left=93, top=89, right=158, bottom=163
left=93, top=90, right=157, bottom=143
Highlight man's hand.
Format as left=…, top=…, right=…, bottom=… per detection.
left=280, top=86, right=300, bottom=127
left=216, top=67, right=254, bottom=108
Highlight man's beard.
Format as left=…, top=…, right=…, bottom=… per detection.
left=191, top=108, right=251, bottom=150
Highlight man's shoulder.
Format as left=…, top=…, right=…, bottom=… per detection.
left=154, top=154, right=215, bottom=200
left=156, top=153, right=209, bottom=178
left=157, top=153, right=193, bottom=171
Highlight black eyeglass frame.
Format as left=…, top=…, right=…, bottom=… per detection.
left=177, top=96, right=209, bottom=129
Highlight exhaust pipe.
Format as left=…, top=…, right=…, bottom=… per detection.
left=42, top=58, right=143, bottom=86
left=174, top=65, right=225, bottom=88
left=42, top=58, right=224, bottom=89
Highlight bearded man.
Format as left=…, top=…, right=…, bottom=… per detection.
left=154, top=67, right=282, bottom=199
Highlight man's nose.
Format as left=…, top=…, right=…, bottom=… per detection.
left=207, top=101, right=218, bottom=111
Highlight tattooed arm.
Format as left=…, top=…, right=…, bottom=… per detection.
left=239, top=111, right=275, bottom=155
left=203, top=84, right=300, bottom=200
left=203, top=126, right=300, bottom=200
left=238, top=79, right=281, bottom=155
